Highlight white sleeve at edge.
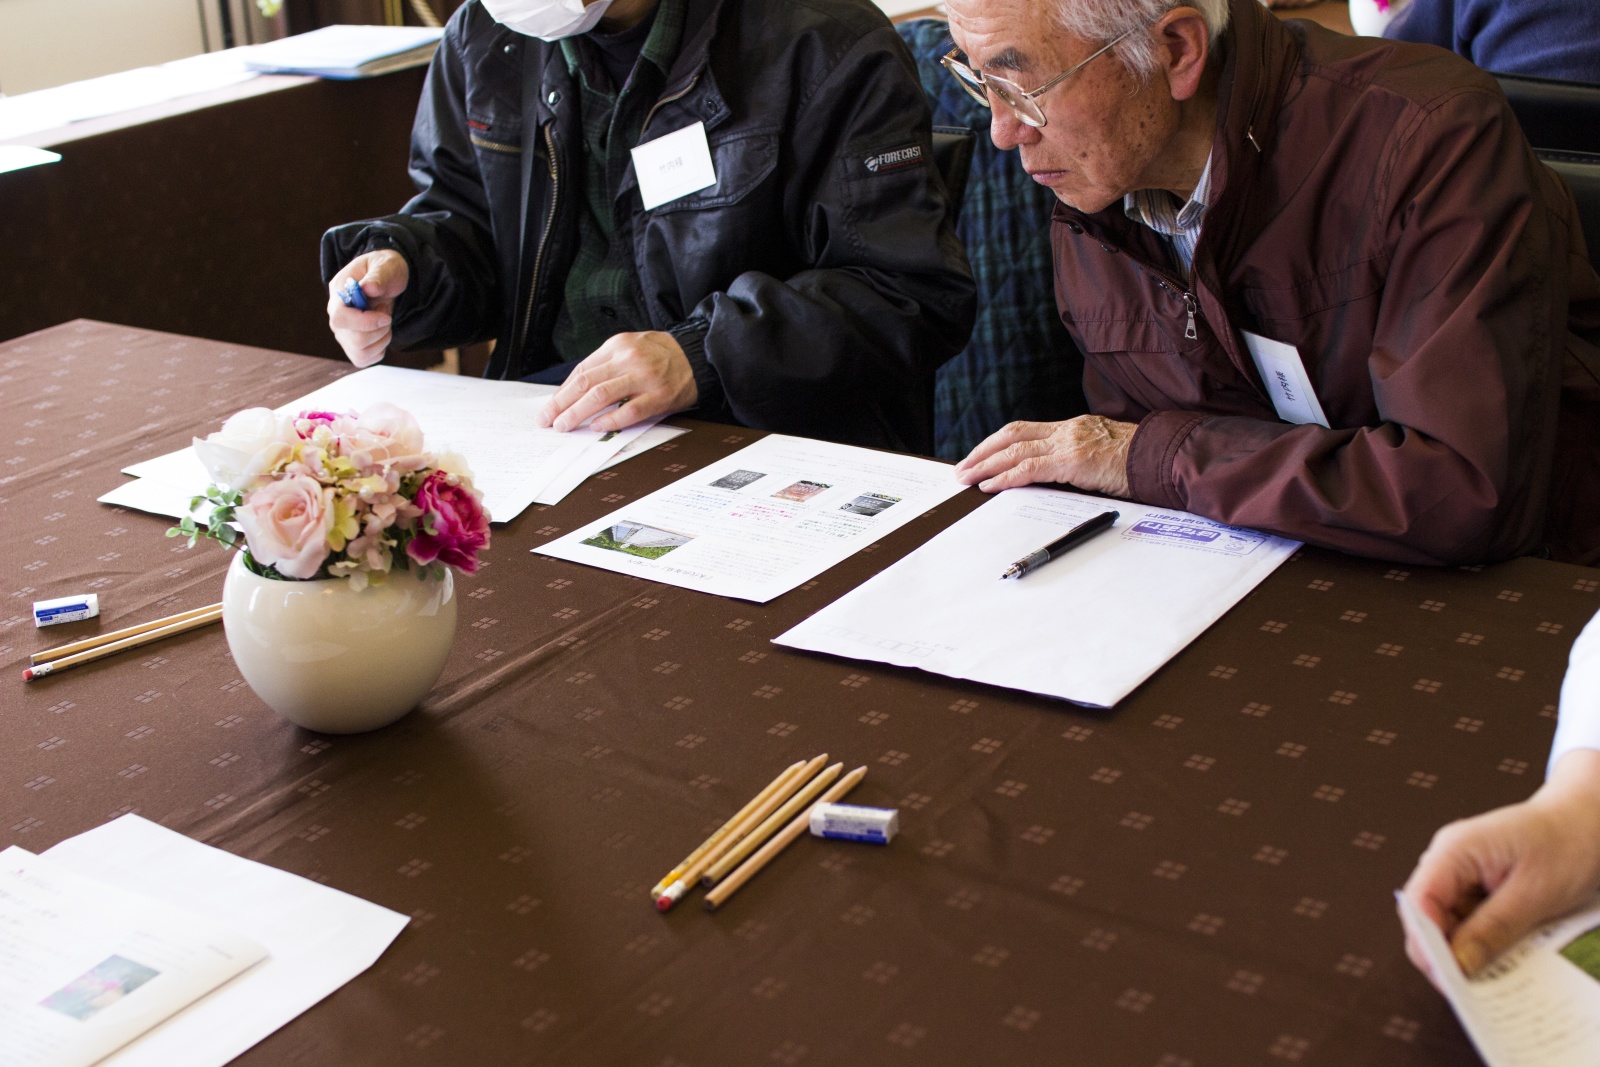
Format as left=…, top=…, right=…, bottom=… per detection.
left=1552, top=608, right=1600, bottom=777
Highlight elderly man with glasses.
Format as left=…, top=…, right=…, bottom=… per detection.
left=945, top=0, right=1600, bottom=565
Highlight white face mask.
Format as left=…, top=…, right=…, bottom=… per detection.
left=481, top=0, right=613, bottom=41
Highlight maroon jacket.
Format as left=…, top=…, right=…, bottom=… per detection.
left=1051, top=0, right=1600, bottom=566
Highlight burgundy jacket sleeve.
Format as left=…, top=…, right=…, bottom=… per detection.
left=1127, top=87, right=1572, bottom=566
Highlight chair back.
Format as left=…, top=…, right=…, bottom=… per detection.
left=1497, top=73, right=1600, bottom=154
left=930, top=126, right=977, bottom=225
left=1538, top=149, right=1600, bottom=270
left=897, top=18, right=1090, bottom=460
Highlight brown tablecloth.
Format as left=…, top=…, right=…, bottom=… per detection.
left=5, top=321, right=1593, bottom=1066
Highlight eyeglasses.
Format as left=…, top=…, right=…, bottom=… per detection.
left=940, top=31, right=1132, bottom=128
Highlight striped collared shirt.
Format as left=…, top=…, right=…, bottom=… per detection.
left=1123, top=151, right=1214, bottom=278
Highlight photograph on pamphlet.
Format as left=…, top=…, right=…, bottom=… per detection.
left=839, top=492, right=901, bottom=517
left=709, top=469, right=767, bottom=491
left=1561, top=924, right=1600, bottom=982
left=40, top=955, right=161, bottom=1021
left=581, top=521, right=695, bottom=560
left=771, top=479, right=830, bottom=503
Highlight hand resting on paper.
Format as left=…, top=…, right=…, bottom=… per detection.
left=537, top=331, right=698, bottom=434
left=954, top=416, right=1137, bottom=497
left=326, top=250, right=410, bottom=368
left=1400, top=748, right=1600, bottom=984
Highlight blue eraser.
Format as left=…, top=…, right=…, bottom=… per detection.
left=339, top=278, right=371, bottom=311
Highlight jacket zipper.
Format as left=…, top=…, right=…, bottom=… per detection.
left=516, top=123, right=561, bottom=375
left=1145, top=272, right=1200, bottom=341
left=641, top=72, right=701, bottom=138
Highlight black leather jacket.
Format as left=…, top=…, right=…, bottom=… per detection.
left=321, top=0, right=975, bottom=454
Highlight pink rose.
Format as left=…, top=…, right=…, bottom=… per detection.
left=236, top=474, right=335, bottom=579
left=341, top=403, right=429, bottom=473
left=407, top=471, right=490, bottom=573
left=295, top=410, right=345, bottom=437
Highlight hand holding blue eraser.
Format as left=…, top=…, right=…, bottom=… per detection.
left=338, top=277, right=371, bottom=311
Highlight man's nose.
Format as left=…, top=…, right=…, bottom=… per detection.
left=988, top=106, right=1040, bottom=152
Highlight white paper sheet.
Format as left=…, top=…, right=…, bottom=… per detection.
left=97, top=476, right=214, bottom=524
left=0, top=847, right=266, bottom=1067
left=595, top=424, right=690, bottom=472
left=0, top=146, right=61, bottom=175
left=238, top=26, right=443, bottom=79
left=1398, top=892, right=1600, bottom=1067
left=40, top=815, right=408, bottom=1067
left=534, top=434, right=965, bottom=603
left=774, top=487, right=1299, bottom=707
left=103, top=365, right=657, bottom=523
left=0, top=51, right=260, bottom=142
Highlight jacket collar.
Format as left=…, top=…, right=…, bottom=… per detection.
left=525, top=0, right=729, bottom=129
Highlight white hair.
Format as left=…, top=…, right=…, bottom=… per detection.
left=1052, top=0, right=1231, bottom=82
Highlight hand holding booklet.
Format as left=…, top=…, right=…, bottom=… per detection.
left=1398, top=892, right=1600, bottom=1066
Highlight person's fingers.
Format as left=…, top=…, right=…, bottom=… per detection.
left=1450, top=874, right=1557, bottom=976
left=356, top=250, right=409, bottom=299
left=552, top=372, right=631, bottom=433
left=977, top=453, right=1061, bottom=493
left=326, top=254, right=401, bottom=367
left=960, top=436, right=1057, bottom=489
left=1402, top=835, right=1486, bottom=941
left=539, top=357, right=611, bottom=428
left=590, top=393, right=661, bottom=433
left=344, top=331, right=390, bottom=369
left=955, top=421, right=1055, bottom=478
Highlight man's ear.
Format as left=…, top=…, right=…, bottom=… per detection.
left=1156, top=7, right=1211, bottom=101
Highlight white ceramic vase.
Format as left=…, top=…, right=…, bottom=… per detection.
left=221, top=551, right=457, bottom=734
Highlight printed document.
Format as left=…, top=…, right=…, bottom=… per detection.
left=1398, top=892, right=1600, bottom=1066
left=103, top=365, right=659, bottom=522
left=774, top=487, right=1298, bottom=707
left=39, top=814, right=409, bottom=1067
left=535, top=434, right=965, bottom=602
left=0, top=847, right=266, bottom=1067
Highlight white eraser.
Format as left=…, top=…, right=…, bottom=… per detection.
left=808, top=802, right=898, bottom=844
left=33, top=594, right=99, bottom=628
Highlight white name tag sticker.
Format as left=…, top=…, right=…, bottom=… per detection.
left=631, top=121, right=717, bottom=211
left=1241, top=330, right=1330, bottom=428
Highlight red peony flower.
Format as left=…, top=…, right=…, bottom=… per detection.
left=406, top=470, right=490, bottom=573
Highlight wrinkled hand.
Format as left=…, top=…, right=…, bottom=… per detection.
left=537, top=331, right=698, bottom=433
left=954, top=416, right=1136, bottom=497
left=1401, top=748, right=1600, bottom=984
left=326, top=250, right=409, bottom=368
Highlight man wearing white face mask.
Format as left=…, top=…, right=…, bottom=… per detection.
left=321, top=0, right=975, bottom=453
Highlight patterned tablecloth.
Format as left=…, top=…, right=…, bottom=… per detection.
left=4, top=321, right=1591, bottom=1066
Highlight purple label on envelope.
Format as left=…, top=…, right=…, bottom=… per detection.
left=1123, top=514, right=1267, bottom=557
left=1130, top=520, right=1219, bottom=543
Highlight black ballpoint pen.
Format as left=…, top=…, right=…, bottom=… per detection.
left=1000, top=510, right=1120, bottom=579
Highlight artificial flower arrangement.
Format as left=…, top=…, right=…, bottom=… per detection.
left=171, top=404, right=490, bottom=586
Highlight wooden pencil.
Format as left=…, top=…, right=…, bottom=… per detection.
left=23, top=605, right=223, bottom=681
left=701, top=762, right=843, bottom=886
left=30, top=602, right=223, bottom=665
left=649, top=759, right=806, bottom=900
left=704, top=765, right=868, bottom=912
left=656, top=752, right=829, bottom=911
